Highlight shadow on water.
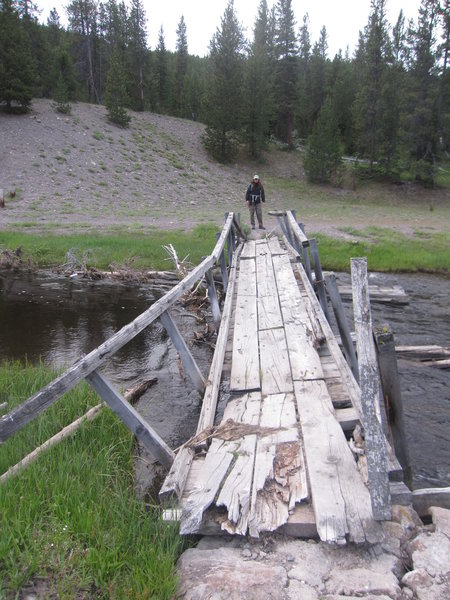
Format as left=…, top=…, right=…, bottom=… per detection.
left=1, top=269, right=448, bottom=493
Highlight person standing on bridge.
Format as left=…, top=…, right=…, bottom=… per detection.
left=245, top=174, right=265, bottom=230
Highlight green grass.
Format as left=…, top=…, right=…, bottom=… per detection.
left=313, top=228, right=450, bottom=272
left=0, top=224, right=219, bottom=271
left=0, top=361, right=186, bottom=599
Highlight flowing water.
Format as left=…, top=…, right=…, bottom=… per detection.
left=0, top=269, right=448, bottom=493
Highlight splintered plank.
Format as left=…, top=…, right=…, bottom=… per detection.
left=295, top=379, right=381, bottom=545
left=230, top=296, right=260, bottom=391
left=237, top=256, right=257, bottom=296
left=240, top=240, right=256, bottom=259
left=215, top=392, right=262, bottom=534
left=259, top=328, right=293, bottom=395
left=248, top=393, right=308, bottom=537
left=179, top=438, right=238, bottom=534
left=216, top=434, right=258, bottom=535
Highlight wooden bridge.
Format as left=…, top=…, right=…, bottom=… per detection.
left=1, top=211, right=421, bottom=545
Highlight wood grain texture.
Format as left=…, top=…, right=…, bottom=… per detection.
left=230, top=296, right=260, bottom=391
left=351, top=258, right=392, bottom=521
left=259, top=328, right=293, bottom=395
left=295, top=379, right=381, bottom=544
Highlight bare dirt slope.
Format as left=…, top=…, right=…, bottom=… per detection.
left=1, top=98, right=449, bottom=237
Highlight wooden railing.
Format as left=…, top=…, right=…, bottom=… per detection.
left=0, top=213, right=246, bottom=469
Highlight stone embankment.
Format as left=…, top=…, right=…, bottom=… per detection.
left=176, top=505, right=450, bottom=599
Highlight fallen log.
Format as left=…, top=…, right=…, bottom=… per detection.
left=395, top=345, right=450, bottom=362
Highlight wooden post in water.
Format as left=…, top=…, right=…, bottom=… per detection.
left=205, top=268, right=221, bottom=329
left=86, top=370, right=174, bottom=469
left=310, top=239, right=330, bottom=322
left=159, top=310, right=206, bottom=393
left=351, top=257, right=392, bottom=521
left=374, top=325, right=412, bottom=487
left=325, top=273, right=359, bottom=381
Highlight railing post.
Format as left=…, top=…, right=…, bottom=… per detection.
left=276, top=215, right=288, bottom=239
left=283, top=213, right=294, bottom=246
left=205, top=268, right=222, bottom=329
left=216, top=231, right=228, bottom=291
left=159, top=310, right=206, bottom=393
left=374, top=325, right=412, bottom=487
left=298, top=222, right=313, bottom=283
left=86, top=370, right=174, bottom=469
left=325, top=273, right=359, bottom=381
left=309, top=238, right=330, bottom=322
left=351, top=257, right=392, bottom=521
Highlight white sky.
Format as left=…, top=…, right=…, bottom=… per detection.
left=37, top=0, right=422, bottom=58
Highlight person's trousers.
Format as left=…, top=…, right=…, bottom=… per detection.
left=249, top=202, right=263, bottom=227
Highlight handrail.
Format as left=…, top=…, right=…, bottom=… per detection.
left=0, top=213, right=241, bottom=443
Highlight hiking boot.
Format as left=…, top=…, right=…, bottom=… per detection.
left=251, top=225, right=256, bottom=229
left=259, top=225, right=265, bottom=230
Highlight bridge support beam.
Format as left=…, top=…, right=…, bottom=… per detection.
left=160, top=310, right=206, bottom=393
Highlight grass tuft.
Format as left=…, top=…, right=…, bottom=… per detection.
left=0, top=360, right=187, bottom=598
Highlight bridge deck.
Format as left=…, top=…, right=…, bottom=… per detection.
left=163, top=237, right=384, bottom=544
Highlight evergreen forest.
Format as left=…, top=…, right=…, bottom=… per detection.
left=1, top=0, right=449, bottom=186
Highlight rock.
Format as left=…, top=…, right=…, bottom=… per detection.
left=283, top=541, right=330, bottom=590
left=407, top=530, right=450, bottom=577
left=177, top=547, right=288, bottom=600
left=401, top=568, right=433, bottom=593
left=402, top=568, right=450, bottom=600
left=325, top=565, right=401, bottom=598
left=286, top=580, right=319, bottom=600
left=429, top=506, right=450, bottom=538
left=391, top=505, right=423, bottom=539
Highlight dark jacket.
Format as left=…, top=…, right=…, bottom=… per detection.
left=245, top=183, right=265, bottom=204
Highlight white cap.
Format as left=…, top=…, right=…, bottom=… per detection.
left=253, top=174, right=259, bottom=180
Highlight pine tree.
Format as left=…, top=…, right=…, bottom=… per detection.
left=296, top=13, right=312, bottom=139
left=304, top=96, right=342, bottom=183
left=274, top=0, right=298, bottom=146
left=128, top=0, right=148, bottom=111
left=66, top=0, right=100, bottom=103
left=155, top=26, right=168, bottom=112
left=0, top=0, right=35, bottom=112
left=309, top=26, right=328, bottom=124
left=175, top=15, right=188, bottom=117
left=244, top=0, right=274, bottom=158
left=104, top=48, right=131, bottom=126
left=202, top=0, right=245, bottom=162
left=352, top=0, right=391, bottom=174
left=404, top=0, right=440, bottom=185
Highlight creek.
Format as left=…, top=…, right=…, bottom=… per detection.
left=0, top=269, right=448, bottom=493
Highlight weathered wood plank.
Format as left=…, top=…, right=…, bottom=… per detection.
left=295, top=379, right=381, bottom=544
left=272, top=253, right=324, bottom=381
left=159, top=446, right=194, bottom=502
left=197, top=245, right=241, bottom=433
left=352, top=257, right=392, bottom=521
left=267, top=236, right=285, bottom=255
left=240, top=240, right=256, bottom=259
left=179, top=438, right=238, bottom=534
left=412, top=487, right=450, bottom=516
left=256, top=247, right=278, bottom=298
left=230, top=295, right=260, bottom=392
left=257, top=295, right=283, bottom=331
left=86, top=370, right=174, bottom=469
left=237, top=256, right=257, bottom=296
left=222, top=392, right=261, bottom=425
left=248, top=392, right=308, bottom=537
left=216, top=434, right=258, bottom=535
left=259, top=328, right=293, bottom=395
left=395, top=345, right=450, bottom=361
